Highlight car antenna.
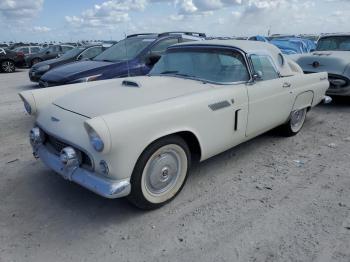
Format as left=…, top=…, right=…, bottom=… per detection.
left=124, top=32, right=130, bottom=78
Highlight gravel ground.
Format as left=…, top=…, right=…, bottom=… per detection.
left=0, top=69, right=349, bottom=262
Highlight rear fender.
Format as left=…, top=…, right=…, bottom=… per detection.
left=292, top=91, right=314, bottom=111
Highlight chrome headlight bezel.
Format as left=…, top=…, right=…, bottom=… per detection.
left=84, top=124, right=104, bottom=152
left=29, top=127, right=46, bottom=146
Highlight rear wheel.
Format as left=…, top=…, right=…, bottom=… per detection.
left=280, top=108, right=307, bottom=137
left=31, top=58, right=42, bottom=67
left=128, top=136, right=191, bottom=210
left=1, top=60, right=15, bottom=73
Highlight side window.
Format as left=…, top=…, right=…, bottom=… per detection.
left=21, top=47, right=29, bottom=54
left=31, top=47, right=40, bottom=53
left=80, top=47, right=103, bottom=59
left=61, top=46, right=73, bottom=53
left=49, top=46, right=59, bottom=53
left=151, top=38, right=179, bottom=53
left=250, top=55, right=279, bottom=81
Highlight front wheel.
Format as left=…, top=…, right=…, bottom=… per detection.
left=280, top=108, right=307, bottom=137
left=1, top=60, right=15, bottom=73
left=128, top=136, right=191, bottom=210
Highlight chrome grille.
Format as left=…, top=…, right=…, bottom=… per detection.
left=43, top=133, right=93, bottom=169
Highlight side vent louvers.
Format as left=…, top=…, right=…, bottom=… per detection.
left=208, top=100, right=231, bottom=111
left=122, top=80, right=140, bottom=88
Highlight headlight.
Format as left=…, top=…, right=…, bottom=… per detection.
left=19, top=94, right=34, bottom=115
left=29, top=127, right=46, bottom=146
left=85, top=124, right=104, bottom=152
left=37, top=64, right=50, bottom=72
left=70, top=74, right=102, bottom=84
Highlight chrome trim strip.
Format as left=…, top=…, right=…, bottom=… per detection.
left=36, top=145, right=131, bottom=199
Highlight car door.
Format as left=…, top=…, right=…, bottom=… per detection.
left=246, top=54, right=294, bottom=137
left=141, top=38, right=179, bottom=74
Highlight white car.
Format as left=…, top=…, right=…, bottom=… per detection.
left=19, top=40, right=330, bottom=209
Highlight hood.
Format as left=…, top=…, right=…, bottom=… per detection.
left=33, top=57, right=73, bottom=69
left=41, top=60, right=116, bottom=83
left=295, top=51, right=350, bottom=74
left=53, top=76, right=211, bottom=118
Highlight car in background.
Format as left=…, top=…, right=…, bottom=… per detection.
left=25, top=44, right=75, bottom=67
left=14, top=46, right=41, bottom=56
left=293, top=33, right=350, bottom=96
left=0, top=43, right=9, bottom=49
left=270, top=38, right=316, bottom=55
left=29, top=45, right=105, bottom=82
left=0, top=48, right=23, bottom=73
left=39, top=32, right=206, bottom=87
left=13, top=46, right=42, bottom=67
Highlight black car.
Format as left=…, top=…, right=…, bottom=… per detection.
left=39, top=32, right=206, bottom=87
left=0, top=48, right=22, bottom=73
left=29, top=45, right=105, bottom=82
left=25, top=44, right=74, bottom=67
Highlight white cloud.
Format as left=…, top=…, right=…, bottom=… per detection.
left=65, top=0, right=148, bottom=28
left=0, top=0, right=44, bottom=20
left=32, top=26, right=51, bottom=33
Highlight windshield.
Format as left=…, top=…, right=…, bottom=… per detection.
left=316, top=36, right=350, bottom=51
left=60, top=47, right=84, bottom=59
left=94, top=37, right=155, bottom=62
left=150, top=48, right=250, bottom=83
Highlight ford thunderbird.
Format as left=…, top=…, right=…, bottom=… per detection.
left=293, top=33, right=350, bottom=96
left=19, top=40, right=330, bottom=209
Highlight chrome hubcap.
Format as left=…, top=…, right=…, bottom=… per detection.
left=145, top=149, right=181, bottom=195
left=290, top=109, right=306, bottom=132
left=2, top=61, right=14, bottom=72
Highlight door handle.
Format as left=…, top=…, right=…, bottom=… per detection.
left=283, top=82, right=292, bottom=88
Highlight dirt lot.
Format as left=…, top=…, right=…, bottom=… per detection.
left=0, top=69, right=349, bottom=262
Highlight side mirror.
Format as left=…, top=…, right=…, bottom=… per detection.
left=76, top=55, right=82, bottom=61
left=145, top=53, right=161, bottom=66
left=310, top=49, right=316, bottom=52
left=46, top=51, right=50, bottom=55
left=252, top=71, right=263, bottom=81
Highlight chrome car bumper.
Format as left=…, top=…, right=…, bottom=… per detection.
left=35, top=144, right=131, bottom=199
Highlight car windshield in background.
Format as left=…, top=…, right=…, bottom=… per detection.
left=150, top=48, right=250, bottom=83
left=60, top=47, right=84, bottom=59
left=94, top=37, right=155, bottom=62
left=316, top=36, right=350, bottom=51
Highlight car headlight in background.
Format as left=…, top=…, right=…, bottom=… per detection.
left=84, top=123, right=104, bottom=152
left=69, top=74, right=102, bottom=84
left=37, top=64, right=50, bottom=72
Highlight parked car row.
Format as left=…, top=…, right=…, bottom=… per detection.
left=0, top=48, right=25, bottom=73
left=19, top=37, right=331, bottom=209
left=34, top=32, right=206, bottom=87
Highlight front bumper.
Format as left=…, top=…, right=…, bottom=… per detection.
left=29, top=70, right=44, bottom=82
left=34, top=144, right=131, bottom=199
left=326, top=85, right=350, bottom=96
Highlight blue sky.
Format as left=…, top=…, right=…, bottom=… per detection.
left=0, top=0, right=349, bottom=42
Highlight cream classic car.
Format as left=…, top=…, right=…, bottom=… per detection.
left=19, top=40, right=330, bottom=209
left=293, top=33, right=350, bottom=96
